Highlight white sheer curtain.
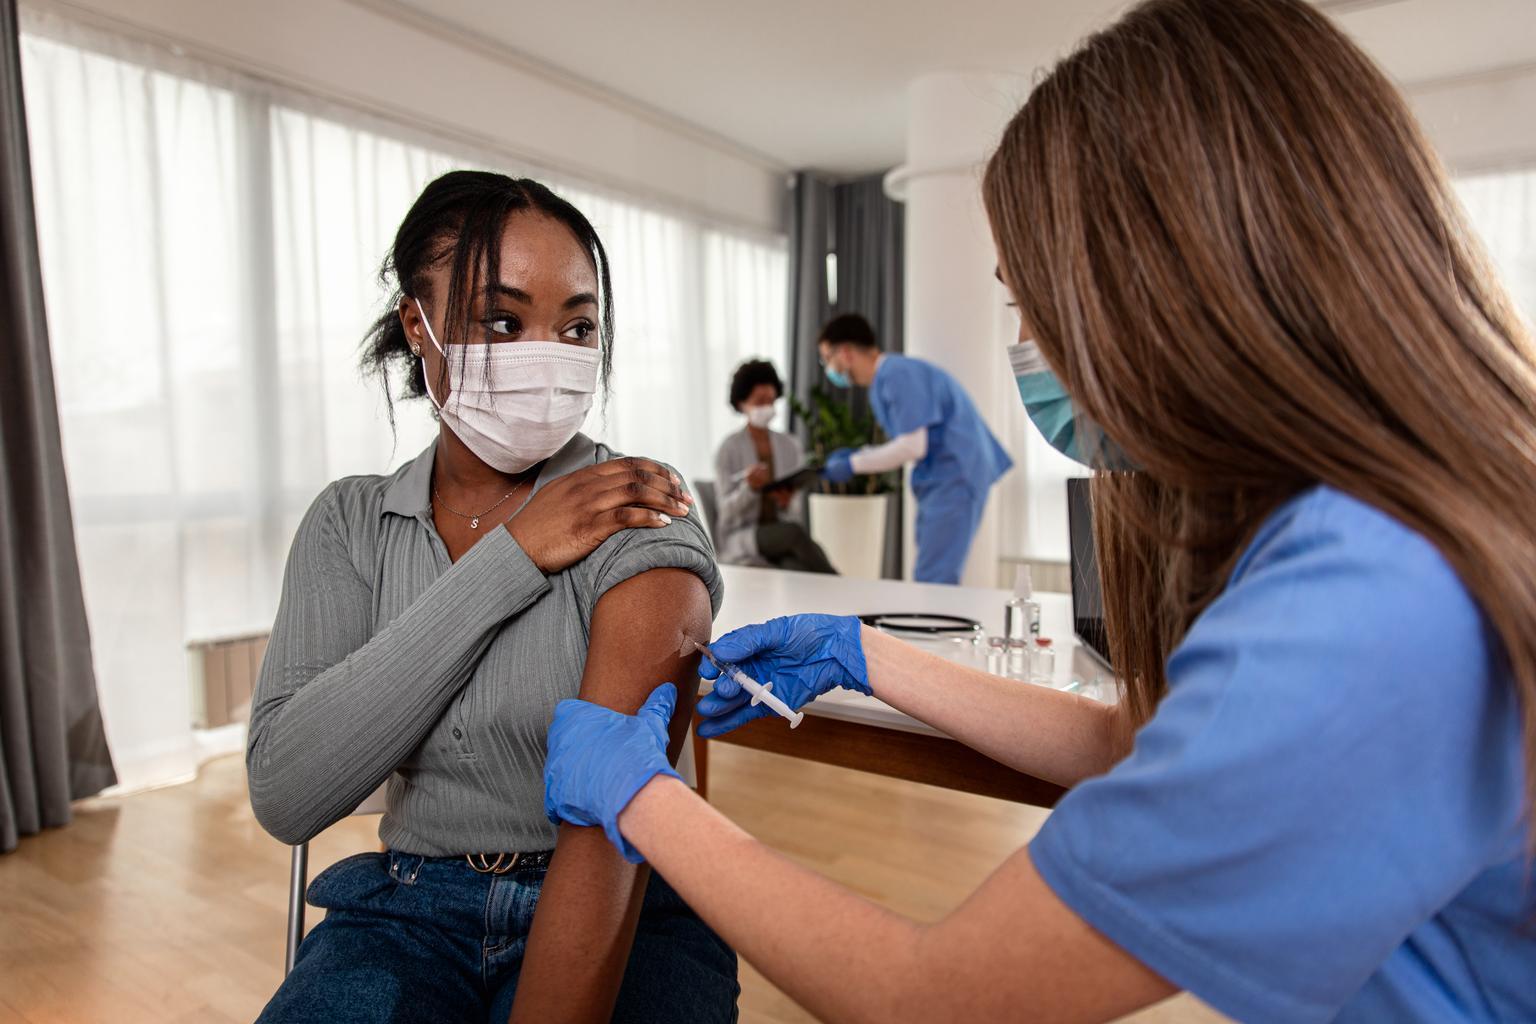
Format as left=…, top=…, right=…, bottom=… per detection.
left=21, top=13, right=788, bottom=791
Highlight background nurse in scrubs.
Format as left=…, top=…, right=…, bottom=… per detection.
left=817, top=313, right=1012, bottom=584
left=537, top=0, right=1536, bottom=1021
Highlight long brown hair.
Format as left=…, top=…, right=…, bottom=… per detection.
left=983, top=0, right=1536, bottom=803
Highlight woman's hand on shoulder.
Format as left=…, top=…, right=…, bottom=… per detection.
left=506, top=457, right=692, bottom=573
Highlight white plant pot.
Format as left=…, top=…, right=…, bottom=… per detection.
left=808, top=493, right=889, bottom=580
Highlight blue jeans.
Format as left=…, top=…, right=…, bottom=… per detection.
left=257, top=851, right=739, bottom=1023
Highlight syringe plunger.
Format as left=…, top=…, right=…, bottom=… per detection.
left=693, top=641, right=804, bottom=728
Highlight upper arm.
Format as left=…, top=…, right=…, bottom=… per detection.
left=574, top=487, right=720, bottom=751
left=249, top=486, right=372, bottom=755
left=580, top=566, right=711, bottom=753
left=577, top=483, right=718, bottom=743
left=509, top=511, right=720, bottom=1024
left=877, top=364, right=943, bottom=436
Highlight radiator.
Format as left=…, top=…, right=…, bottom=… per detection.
left=188, top=631, right=270, bottom=729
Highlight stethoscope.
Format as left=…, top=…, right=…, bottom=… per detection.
left=858, top=612, right=983, bottom=637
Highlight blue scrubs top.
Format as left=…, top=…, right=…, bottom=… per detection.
left=868, top=355, right=1012, bottom=494
left=1031, top=486, right=1533, bottom=1023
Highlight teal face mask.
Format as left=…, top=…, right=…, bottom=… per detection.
left=1008, top=340, right=1127, bottom=468
left=823, top=362, right=852, bottom=389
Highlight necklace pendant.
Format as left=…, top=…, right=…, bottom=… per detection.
left=470, top=517, right=480, bottom=529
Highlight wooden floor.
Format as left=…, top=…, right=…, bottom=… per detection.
left=0, top=748, right=1226, bottom=1024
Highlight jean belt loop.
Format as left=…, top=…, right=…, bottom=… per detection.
left=389, top=853, right=424, bottom=885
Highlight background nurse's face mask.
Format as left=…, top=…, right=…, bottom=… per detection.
left=416, top=298, right=599, bottom=474
left=1007, top=340, right=1127, bottom=468
left=822, top=347, right=852, bottom=389
left=745, top=404, right=776, bottom=429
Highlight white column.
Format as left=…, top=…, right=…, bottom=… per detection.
left=888, top=73, right=1032, bottom=588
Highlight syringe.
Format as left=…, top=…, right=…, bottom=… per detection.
left=692, top=640, right=804, bottom=729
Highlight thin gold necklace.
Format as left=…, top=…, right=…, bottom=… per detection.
left=433, top=478, right=529, bottom=530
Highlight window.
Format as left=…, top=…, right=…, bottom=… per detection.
left=22, top=14, right=787, bottom=789
left=1457, top=167, right=1536, bottom=325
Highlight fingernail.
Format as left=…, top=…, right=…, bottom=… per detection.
left=681, top=493, right=695, bottom=504
left=658, top=513, right=673, bottom=525
left=671, top=473, right=682, bottom=486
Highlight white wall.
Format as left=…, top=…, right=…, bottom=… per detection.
left=1407, top=64, right=1536, bottom=174
left=30, top=0, right=786, bottom=233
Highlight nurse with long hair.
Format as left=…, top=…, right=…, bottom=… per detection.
left=538, top=1, right=1536, bottom=1020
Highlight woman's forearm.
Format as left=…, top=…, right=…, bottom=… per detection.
left=717, top=474, right=759, bottom=522
left=850, top=428, right=928, bottom=473
left=620, top=777, right=928, bottom=1024
left=619, top=777, right=1171, bottom=1024
left=247, top=524, right=551, bottom=844
left=862, top=626, right=1125, bottom=786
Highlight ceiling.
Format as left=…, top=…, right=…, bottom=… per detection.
left=383, top=0, right=1536, bottom=175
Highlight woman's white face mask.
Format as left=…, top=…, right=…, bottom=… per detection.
left=415, top=297, right=599, bottom=474
left=745, top=403, right=776, bottom=429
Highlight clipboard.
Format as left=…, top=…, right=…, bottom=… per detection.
left=761, top=465, right=821, bottom=494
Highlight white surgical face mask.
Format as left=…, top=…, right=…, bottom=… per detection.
left=745, top=404, right=776, bottom=429
left=415, top=298, right=599, bottom=474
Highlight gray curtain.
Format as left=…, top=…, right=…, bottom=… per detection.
left=785, top=171, right=906, bottom=426
left=0, top=0, right=116, bottom=854
left=786, top=170, right=835, bottom=422
left=785, top=170, right=906, bottom=578
left=833, top=174, right=904, bottom=364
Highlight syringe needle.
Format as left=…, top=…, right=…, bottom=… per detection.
left=691, top=640, right=804, bottom=728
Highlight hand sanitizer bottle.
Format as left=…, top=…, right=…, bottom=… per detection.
left=1004, top=566, right=1042, bottom=642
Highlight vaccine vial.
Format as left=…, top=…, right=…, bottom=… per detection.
left=986, top=636, right=1008, bottom=676
left=1029, top=637, right=1056, bottom=683
left=1006, top=639, right=1030, bottom=679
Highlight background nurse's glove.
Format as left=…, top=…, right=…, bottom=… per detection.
left=695, top=614, right=868, bottom=738
left=820, top=449, right=855, bottom=484
left=544, top=683, right=682, bottom=863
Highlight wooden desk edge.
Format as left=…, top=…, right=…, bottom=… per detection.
left=709, top=712, right=1067, bottom=808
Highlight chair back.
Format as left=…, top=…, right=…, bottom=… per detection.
left=284, top=782, right=387, bottom=976
left=693, top=479, right=719, bottom=545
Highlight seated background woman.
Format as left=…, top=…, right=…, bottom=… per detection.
left=246, top=170, right=737, bottom=1023
left=713, top=359, right=836, bottom=574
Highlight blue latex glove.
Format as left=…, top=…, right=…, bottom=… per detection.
left=544, top=683, right=682, bottom=863
left=695, top=614, right=869, bottom=739
left=821, top=448, right=856, bottom=484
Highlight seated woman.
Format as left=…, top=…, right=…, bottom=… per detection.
left=247, top=170, right=737, bottom=1024
left=712, top=359, right=836, bottom=574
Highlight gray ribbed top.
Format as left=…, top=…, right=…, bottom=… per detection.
left=245, top=434, right=722, bottom=855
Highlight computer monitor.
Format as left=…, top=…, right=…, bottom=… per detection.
left=1066, top=478, right=1112, bottom=667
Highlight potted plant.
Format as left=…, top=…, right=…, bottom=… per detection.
left=791, top=386, right=899, bottom=579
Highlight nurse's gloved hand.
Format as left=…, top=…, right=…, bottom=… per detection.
left=695, top=614, right=868, bottom=738
left=821, top=449, right=856, bottom=484
left=544, top=683, right=682, bottom=863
